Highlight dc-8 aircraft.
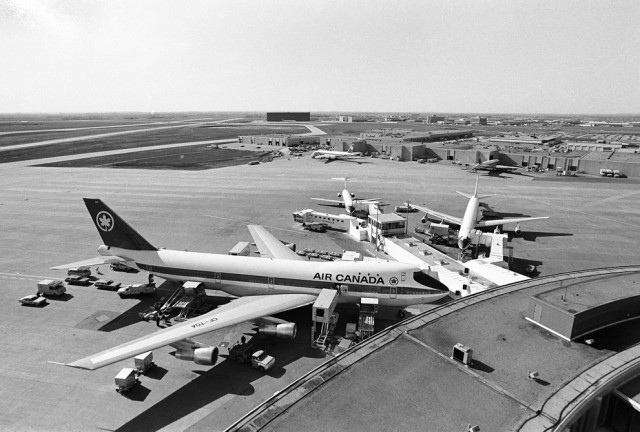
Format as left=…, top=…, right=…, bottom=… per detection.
left=410, top=178, right=549, bottom=250
left=310, top=144, right=364, bottom=163
left=61, top=199, right=449, bottom=370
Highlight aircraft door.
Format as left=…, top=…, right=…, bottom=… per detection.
left=390, top=286, right=397, bottom=299
left=268, top=277, right=275, bottom=289
left=215, top=272, right=221, bottom=284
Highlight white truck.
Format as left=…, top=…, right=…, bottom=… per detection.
left=228, top=342, right=275, bottom=372
left=251, top=350, right=275, bottom=372
left=37, top=280, right=66, bottom=297
left=117, top=283, right=155, bottom=297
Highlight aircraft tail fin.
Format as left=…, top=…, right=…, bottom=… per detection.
left=456, top=191, right=474, bottom=199
left=456, top=177, right=496, bottom=199
left=83, top=198, right=157, bottom=251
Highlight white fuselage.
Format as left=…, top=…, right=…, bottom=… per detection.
left=341, top=188, right=355, bottom=213
left=458, top=196, right=480, bottom=249
left=311, top=150, right=362, bottom=160
left=99, top=246, right=448, bottom=306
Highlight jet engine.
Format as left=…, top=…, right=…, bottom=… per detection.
left=421, top=216, right=427, bottom=224
left=256, top=323, right=297, bottom=339
left=514, top=223, right=522, bottom=236
left=351, top=193, right=356, bottom=198
left=174, top=346, right=219, bottom=365
left=337, top=193, right=342, bottom=198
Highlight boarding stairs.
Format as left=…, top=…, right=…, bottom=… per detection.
left=311, top=288, right=340, bottom=347
left=358, top=298, right=378, bottom=341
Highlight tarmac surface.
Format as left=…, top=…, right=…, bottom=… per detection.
left=1, top=133, right=639, bottom=431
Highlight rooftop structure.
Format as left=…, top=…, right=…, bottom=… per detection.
left=232, top=266, right=640, bottom=432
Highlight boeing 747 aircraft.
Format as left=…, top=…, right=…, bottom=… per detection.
left=311, top=177, right=381, bottom=215
left=60, top=199, right=449, bottom=370
left=410, top=178, right=549, bottom=249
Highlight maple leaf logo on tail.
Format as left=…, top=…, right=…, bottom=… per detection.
left=97, top=212, right=114, bottom=232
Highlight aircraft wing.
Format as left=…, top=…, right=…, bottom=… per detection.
left=311, top=197, right=343, bottom=205
left=248, top=225, right=303, bottom=261
left=51, top=256, right=128, bottom=270
left=476, top=216, right=549, bottom=227
left=354, top=198, right=382, bottom=204
left=411, top=204, right=463, bottom=226
left=67, top=293, right=316, bottom=370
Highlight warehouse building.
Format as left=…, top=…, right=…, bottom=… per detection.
left=238, top=134, right=320, bottom=147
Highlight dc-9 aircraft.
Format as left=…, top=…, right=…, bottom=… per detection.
left=60, top=199, right=449, bottom=370
left=311, top=177, right=381, bottom=215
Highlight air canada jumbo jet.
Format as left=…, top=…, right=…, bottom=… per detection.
left=59, top=199, right=449, bottom=370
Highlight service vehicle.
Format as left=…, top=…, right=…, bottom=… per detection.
left=37, top=279, right=66, bottom=296
left=228, top=342, right=275, bottom=372
left=110, top=262, right=139, bottom=273
left=65, top=275, right=92, bottom=286
left=67, top=266, right=91, bottom=278
left=394, top=205, right=418, bottom=213
left=228, top=341, right=255, bottom=365
left=134, top=352, right=155, bottom=374
left=19, top=294, right=47, bottom=307
left=118, top=283, right=155, bottom=297
left=251, top=350, right=275, bottom=372
left=94, top=279, right=121, bottom=291
left=115, top=368, right=139, bottom=393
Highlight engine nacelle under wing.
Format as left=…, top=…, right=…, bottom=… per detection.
left=174, top=346, right=219, bottom=365
left=256, top=323, right=297, bottom=339
left=514, top=223, right=522, bottom=235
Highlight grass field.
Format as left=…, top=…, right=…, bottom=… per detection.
left=37, top=146, right=274, bottom=170
left=0, top=124, right=305, bottom=163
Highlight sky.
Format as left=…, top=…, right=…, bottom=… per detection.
left=0, top=0, right=638, bottom=114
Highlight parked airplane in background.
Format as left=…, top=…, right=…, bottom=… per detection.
left=410, top=178, right=549, bottom=249
left=310, top=144, right=364, bottom=163
left=311, top=177, right=381, bottom=215
left=59, top=199, right=448, bottom=370
left=467, top=159, right=521, bottom=174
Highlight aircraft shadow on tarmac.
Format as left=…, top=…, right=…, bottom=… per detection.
left=323, top=158, right=370, bottom=165
left=516, top=230, right=574, bottom=242
left=97, top=281, right=233, bottom=332
left=114, top=306, right=329, bottom=432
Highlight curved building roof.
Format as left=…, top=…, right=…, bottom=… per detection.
left=228, top=266, right=640, bottom=432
